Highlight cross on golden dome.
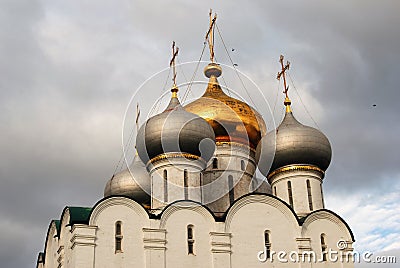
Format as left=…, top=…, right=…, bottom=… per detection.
left=205, top=9, right=217, bottom=62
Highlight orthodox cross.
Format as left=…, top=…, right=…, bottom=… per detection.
left=205, top=9, right=217, bottom=62
left=169, top=41, right=179, bottom=88
left=276, top=55, right=291, bottom=99
left=135, top=102, right=140, bottom=132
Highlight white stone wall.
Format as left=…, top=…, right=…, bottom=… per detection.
left=148, top=157, right=205, bottom=210
left=270, top=169, right=325, bottom=217
left=202, top=143, right=257, bottom=214
left=40, top=196, right=354, bottom=268
left=43, top=222, right=58, bottom=268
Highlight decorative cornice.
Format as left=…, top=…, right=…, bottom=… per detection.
left=296, top=237, right=312, bottom=251
left=148, top=153, right=204, bottom=165
left=216, top=141, right=256, bottom=153
left=209, top=232, right=232, bottom=237
left=267, top=165, right=325, bottom=181
left=71, top=224, right=97, bottom=232
left=144, top=246, right=166, bottom=250
left=142, top=227, right=167, bottom=251
left=70, top=234, right=96, bottom=249
left=70, top=242, right=96, bottom=249
left=57, top=246, right=64, bottom=254
left=142, top=228, right=167, bottom=233
left=210, top=231, right=232, bottom=254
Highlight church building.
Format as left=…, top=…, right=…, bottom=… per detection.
left=36, top=12, right=355, bottom=268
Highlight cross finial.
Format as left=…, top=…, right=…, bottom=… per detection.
left=135, top=102, right=141, bottom=131
left=134, top=102, right=140, bottom=152
left=205, top=9, right=217, bottom=62
left=169, top=41, right=179, bottom=90
left=276, top=55, right=291, bottom=112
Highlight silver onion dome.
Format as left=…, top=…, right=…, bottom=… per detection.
left=104, top=155, right=151, bottom=204
left=257, top=109, right=332, bottom=177
left=136, top=89, right=216, bottom=165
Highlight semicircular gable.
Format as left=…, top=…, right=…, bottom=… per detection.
left=43, top=220, right=59, bottom=264
left=89, top=196, right=149, bottom=225
left=58, top=207, right=71, bottom=241
left=301, top=209, right=355, bottom=241
left=224, top=193, right=299, bottom=232
left=159, top=200, right=215, bottom=229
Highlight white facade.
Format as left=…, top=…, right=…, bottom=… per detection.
left=36, top=30, right=355, bottom=268
left=38, top=195, right=354, bottom=268
left=270, top=168, right=326, bottom=217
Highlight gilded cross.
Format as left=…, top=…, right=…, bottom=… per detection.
left=277, top=55, right=291, bottom=98
left=205, top=9, right=217, bottom=62
left=169, top=41, right=179, bottom=87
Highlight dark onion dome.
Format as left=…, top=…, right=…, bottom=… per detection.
left=104, top=155, right=151, bottom=204
left=136, top=87, right=216, bottom=165
left=256, top=103, right=332, bottom=179
left=184, top=63, right=266, bottom=150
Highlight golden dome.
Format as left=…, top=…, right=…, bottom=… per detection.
left=185, top=63, right=266, bottom=149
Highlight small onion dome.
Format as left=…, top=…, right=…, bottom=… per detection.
left=256, top=105, right=332, bottom=179
left=185, top=63, right=266, bottom=149
left=104, top=155, right=151, bottom=204
left=136, top=87, right=216, bottom=165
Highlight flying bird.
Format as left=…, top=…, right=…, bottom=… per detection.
left=233, top=63, right=238, bottom=66
left=372, top=104, right=377, bottom=107
left=232, top=48, right=235, bottom=51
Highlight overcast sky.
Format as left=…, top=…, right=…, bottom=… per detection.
left=0, top=1, right=399, bottom=267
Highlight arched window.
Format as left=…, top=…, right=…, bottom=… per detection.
left=320, top=234, right=327, bottom=261
left=307, top=180, right=313, bottom=210
left=115, top=221, right=123, bottom=253
left=228, top=175, right=234, bottom=204
left=212, top=158, right=218, bottom=169
left=273, top=186, right=277, bottom=196
left=251, top=178, right=257, bottom=192
left=187, top=225, right=194, bottom=254
left=164, top=170, right=168, bottom=203
left=320, top=184, right=325, bottom=207
left=199, top=173, right=203, bottom=203
left=240, top=160, right=245, bottom=171
left=287, top=181, right=294, bottom=208
left=184, top=169, right=188, bottom=200
left=264, top=230, right=271, bottom=259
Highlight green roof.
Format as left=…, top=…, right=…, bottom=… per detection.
left=67, top=207, right=92, bottom=225
left=53, top=220, right=61, bottom=237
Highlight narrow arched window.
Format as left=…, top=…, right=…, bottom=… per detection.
left=212, top=158, right=218, bottom=169
left=320, top=184, right=325, bottom=207
left=187, top=225, right=194, bottom=254
left=228, top=175, right=234, bottom=204
left=287, top=181, right=294, bottom=208
left=307, top=180, right=313, bottom=210
left=251, top=178, right=257, bottom=192
left=199, top=173, right=203, bottom=203
left=264, top=230, right=271, bottom=259
left=164, top=170, right=168, bottom=203
left=320, top=233, right=327, bottom=261
left=184, top=169, right=188, bottom=200
left=115, top=221, right=123, bottom=253
left=273, top=186, right=277, bottom=196
left=240, top=160, right=245, bottom=171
